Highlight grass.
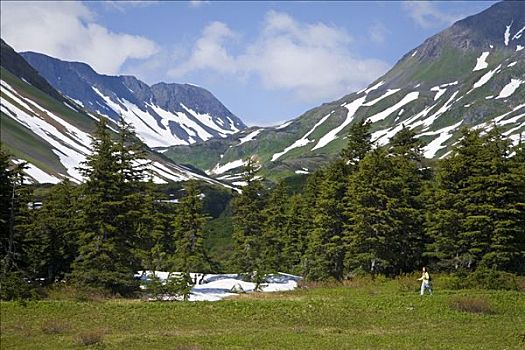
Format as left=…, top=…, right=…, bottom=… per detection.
left=1, top=278, right=524, bottom=349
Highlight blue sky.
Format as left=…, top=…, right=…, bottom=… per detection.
left=1, top=1, right=496, bottom=126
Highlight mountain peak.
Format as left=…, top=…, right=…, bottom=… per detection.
left=20, top=51, right=247, bottom=147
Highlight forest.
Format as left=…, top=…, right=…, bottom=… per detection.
left=1, top=118, right=524, bottom=300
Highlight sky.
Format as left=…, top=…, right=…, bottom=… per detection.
left=1, top=1, right=496, bottom=126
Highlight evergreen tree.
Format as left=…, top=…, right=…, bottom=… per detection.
left=304, top=160, right=347, bottom=280
left=71, top=117, right=148, bottom=294
left=281, top=194, right=309, bottom=274
left=172, top=181, right=211, bottom=275
left=262, top=182, right=290, bottom=272
left=29, top=180, right=79, bottom=283
left=341, top=119, right=372, bottom=166
left=230, top=157, right=267, bottom=279
left=425, top=128, right=524, bottom=273
left=344, top=128, right=427, bottom=277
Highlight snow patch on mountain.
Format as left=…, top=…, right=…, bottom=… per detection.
left=496, top=79, right=524, bottom=99
left=473, top=51, right=490, bottom=71
left=471, top=65, right=502, bottom=90
left=504, top=21, right=512, bottom=46
left=238, top=129, right=262, bottom=146
left=272, top=112, right=333, bottom=161
left=313, top=96, right=368, bottom=151
left=363, top=89, right=400, bottom=107
left=13, top=159, right=62, bottom=184
left=275, top=121, right=293, bottom=129
left=367, top=92, right=419, bottom=123
left=420, top=121, right=463, bottom=158
left=210, top=159, right=246, bottom=175
left=517, top=45, right=524, bottom=52
left=512, top=25, right=525, bottom=40
left=430, top=86, right=447, bottom=101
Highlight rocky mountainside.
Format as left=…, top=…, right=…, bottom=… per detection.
left=0, top=39, right=231, bottom=187
left=20, top=52, right=246, bottom=148
left=164, top=1, right=525, bottom=183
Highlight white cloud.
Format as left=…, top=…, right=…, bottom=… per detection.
left=189, top=0, right=210, bottom=8
left=102, top=1, right=160, bottom=12
left=169, top=11, right=390, bottom=102
left=369, top=22, right=389, bottom=44
left=0, top=1, right=158, bottom=75
left=402, top=1, right=463, bottom=29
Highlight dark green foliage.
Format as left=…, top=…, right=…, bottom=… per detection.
left=173, top=181, right=211, bottom=274
left=304, top=161, right=348, bottom=280
left=30, top=180, right=79, bottom=283
left=425, top=128, right=525, bottom=274
left=230, top=158, right=268, bottom=276
left=70, top=117, right=149, bottom=295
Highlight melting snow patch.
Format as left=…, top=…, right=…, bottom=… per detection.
left=272, top=112, right=333, bottom=161
left=363, top=89, right=400, bottom=107
left=472, top=65, right=502, bottom=90
left=504, top=21, right=513, bottom=46
left=420, top=121, right=463, bottom=158
left=513, top=26, right=525, bottom=40
left=313, top=96, right=368, bottom=150
left=411, top=50, right=418, bottom=57
left=430, top=86, right=447, bottom=101
left=508, top=61, right=518, bottom=68
left=275, top=121, right=292, bottom=129
left=237, top=129, right=261, bottom=146
left=496, top=79, right=524, bottom=99
left=367, top=92, right=419, bottom=123
left=473, top=52, right=490, bottom=71
left=517, top=45, right=524, bottom=52
left=136, top=272, right=301, bottom=302
left=13, top=159, right=62, bottom=184
left=364, top=81, right=385, bottom=94
left=210, top=159, right=246, bottom=175
left=485, top=95, right=494, bottom=100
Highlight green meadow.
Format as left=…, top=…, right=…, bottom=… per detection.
left=1, top=277, right=523, bottom=350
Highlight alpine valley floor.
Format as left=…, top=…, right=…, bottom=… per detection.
left=1, top=277, right=524, bottom=350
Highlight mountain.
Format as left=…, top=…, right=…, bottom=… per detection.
left=20, top=52, right=246, bottom=148
left=163, top=1, right=525, bottom=183
left=0, top=39, right=232, bottom=187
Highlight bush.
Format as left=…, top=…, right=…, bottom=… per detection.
left=466, top=267, right=520, bottom=291
left=75, top=329, right=105, bottom=346
left=46, top=283, right=110, bottom=302
left=395, top=273, right=419, bottom=292
left=448, top=296, right=495, bottom=314
left=0, top=271, right=41, bottom=300
left=41, top=319, right=71, bottom=334
left=142, top=272, right=193, bottom=301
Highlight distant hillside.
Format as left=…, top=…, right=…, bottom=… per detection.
left=21, top=52, right=247, bottom=148
left=163, top=1, right=525, bottom=183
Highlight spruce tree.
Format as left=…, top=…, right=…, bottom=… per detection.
left=230, top=157, right=267, bottom=279
left=262, top=182, right=290, bottom=272
left=304, top=160, right=347, bottom=280
left=172, top=181, right=211, bottom=275
left=71, top=118, right=143, bottom=294
left=31, top=180, right=79, bottom=282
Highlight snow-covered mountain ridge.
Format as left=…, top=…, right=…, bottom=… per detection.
left=164, top=1, right=525, bottom=183
left=0, top=39, right=232, bottom=187
left=20, top=52, right=246, bottom=148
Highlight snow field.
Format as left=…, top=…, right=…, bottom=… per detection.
left=136, top=271, right=301, bottom=302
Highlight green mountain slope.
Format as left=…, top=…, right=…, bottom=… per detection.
left=0, top=41, right=231, bottom=187
left=164, top=1, right=525, bottom=183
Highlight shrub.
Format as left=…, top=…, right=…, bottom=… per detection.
left=466, top=267, right=520, bottom=291
left=448, top=296, right=495, bottom=314
left=0, top=271, right=41, bottom=300
left=395, top=273, right=419, bottom=292
left=75, top=329, right=105, bottom=346
left=46, top=283, right=110, bottom=302
left=142, top=272, right=193, bottom=301
left=41, top=319, right=71, bottom=334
